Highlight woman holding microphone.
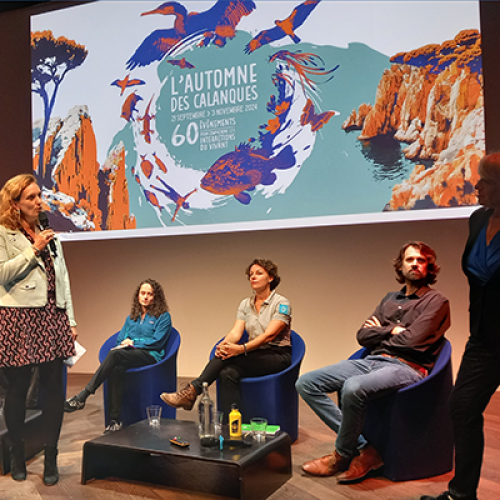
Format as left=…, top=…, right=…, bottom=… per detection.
left=0, top=174, right=77, bottom=485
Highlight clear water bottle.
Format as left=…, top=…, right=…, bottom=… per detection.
left=198, top=382, right=216, bottom=446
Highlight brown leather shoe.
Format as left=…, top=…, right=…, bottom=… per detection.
left=302, top=451, right=351, bottom=476
left=160, top=383, right=198, bottom=410
left=337, top=445, right=384, bottom=483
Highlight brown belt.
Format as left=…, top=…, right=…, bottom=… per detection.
left=381, top=353, right=428, bottom=377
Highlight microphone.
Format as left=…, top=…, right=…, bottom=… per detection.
left=38, top=211, right=58, bottom=258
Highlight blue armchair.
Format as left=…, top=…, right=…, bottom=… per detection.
left=349, top=339, right=454, bottom=481
left=210, top=330, right=305, bottom=443
left=99, top=327, right=181, bottom=426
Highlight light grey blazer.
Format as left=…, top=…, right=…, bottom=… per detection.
left=0, top=225, right=76, bottom=326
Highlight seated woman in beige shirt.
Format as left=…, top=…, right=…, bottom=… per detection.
left=160, top=258, right=291, bottom=422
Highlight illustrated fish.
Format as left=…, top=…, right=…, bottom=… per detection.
left=140, top=154, right=154, bottom=178
left=121, top=92, right=143, bottom=122
left=144, top=190, right=161, bottom=208
left=200, top=144, right=295, bottom=205
left=152, top=152, right=168, bottom=173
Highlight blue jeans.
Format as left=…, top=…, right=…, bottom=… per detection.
left=296, top=355, right=423, bottom=457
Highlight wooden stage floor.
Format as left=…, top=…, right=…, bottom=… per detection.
left=1, top=373, right=499, bottom=500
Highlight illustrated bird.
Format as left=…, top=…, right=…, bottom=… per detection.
left=166, top=57, right=195, bottom=69
left=245, top=0, right=321, bottom=54
left=111, top=74, right=146, bottom=95
left=126, top=0, right=256, bottom=70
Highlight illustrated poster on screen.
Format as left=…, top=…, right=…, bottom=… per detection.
left=30, top=0, right=484, bottom=238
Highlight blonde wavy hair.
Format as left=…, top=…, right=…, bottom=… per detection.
left=0, top=174, right=38, bottom=230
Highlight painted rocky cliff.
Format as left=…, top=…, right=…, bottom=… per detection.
left=342, top=30, right=484, bottom=210
left=32, top=105, right=136, bottom=231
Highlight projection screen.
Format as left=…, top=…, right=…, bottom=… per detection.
left=30, top=0, right=483, bottom=240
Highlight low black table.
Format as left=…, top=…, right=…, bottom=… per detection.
left=82, top=418, right=291, bottom=499
left=0, top=410, right=44, bottom=475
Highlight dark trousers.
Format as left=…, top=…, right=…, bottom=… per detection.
left=3, top=359, right=64, bottom=448
left=192, top=346, right=291, bottom=422
left=86, top=348, right=156, bottom=421
left=448, top=340, right=500, bottom=500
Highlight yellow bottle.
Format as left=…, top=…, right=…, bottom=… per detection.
left=229, top=404, right=242, bottom=439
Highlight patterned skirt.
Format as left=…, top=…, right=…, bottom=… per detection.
left=0, top=295, right=74, bottom=368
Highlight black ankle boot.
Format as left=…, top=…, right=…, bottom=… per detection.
left=43, top=446, right=59, bottom=485
left=10, top=442, right=27, bottom=481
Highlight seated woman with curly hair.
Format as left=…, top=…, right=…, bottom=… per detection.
left=65, top=278, right=171, bottom=433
